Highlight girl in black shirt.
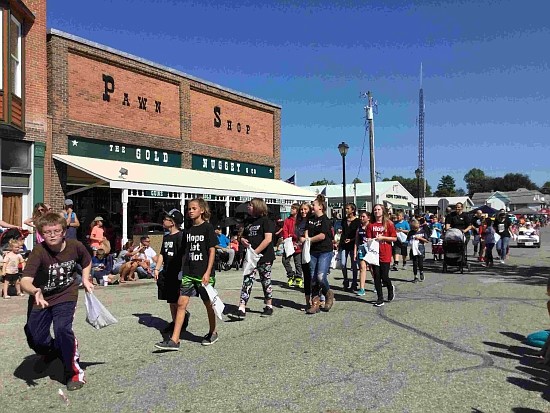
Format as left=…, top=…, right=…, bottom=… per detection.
left=304, top=195, right=335, bottom=314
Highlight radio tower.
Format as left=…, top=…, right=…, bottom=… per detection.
left=418, top=63, right=425, bottom=214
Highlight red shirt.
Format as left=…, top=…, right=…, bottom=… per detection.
left=367, top=220, right=397, bottom=263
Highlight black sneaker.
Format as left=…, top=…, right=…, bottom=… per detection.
left=228, top=309, right=246, bottom=320
left=419, top=272, right=425, bottom=281
left=374, top=300, right=384, bottom=307
left=261, top=306, right=273, bottom=317
left=388, top=285, right=395, bottom=302
left=391, top=265, right=398, bottom=271
left=412, top=278, right=419, bottom=283
left=154, top=339, right=180, bottom=351
left=66, top=380, right=85, bottom=391
left=201, top=332, right=219, bottom=346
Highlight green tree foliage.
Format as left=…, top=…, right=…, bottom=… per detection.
left=383, top=175, right=432, bottom=197
left=434, top=175, right=456, bottom=197
left=455, top=188, right=466, bottom=196
left=464, top=169, right=539, bottom=195
left=310, top=178, right=336, bottom=186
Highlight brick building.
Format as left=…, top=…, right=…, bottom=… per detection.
left=46, top=29, right=312, bottom=243
left=0, top=0, right=47, bottom=238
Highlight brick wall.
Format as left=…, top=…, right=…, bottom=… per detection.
left=25, top=0, right=47, bottom=144
left=47, top=32, right=281, bottom=207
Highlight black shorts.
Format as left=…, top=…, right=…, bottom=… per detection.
left=157, top=271, right=180, bottom=304
left=4, top=273, right=20, bottom=283
left=392, top=240, right=408, bottom=256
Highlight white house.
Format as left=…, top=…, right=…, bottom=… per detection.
left=305, top=181, right=415, bottom=216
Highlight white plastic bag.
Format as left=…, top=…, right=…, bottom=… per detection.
left=301, top=238, right=311, bottom=264
left=203, top=284, right=225, bottom=320
left=242, top=246, right=262, bottom=277
left=85, top=292, right=118, bottom=330
left=494, top=232, right=501, bottom=244
left=397, top=231, right=407, bottom=243
left=364, top=239, right=379, bottom=266
left=283, top=237, right=295, bottom=257
left=330, top=250, right=341, bottom=269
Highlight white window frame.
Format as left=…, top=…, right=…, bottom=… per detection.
left=10, top=15, right=21, bottom=97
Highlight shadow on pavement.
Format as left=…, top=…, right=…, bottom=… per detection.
left=13, top=355, right=105, bottom=386
left=483, top=331, right=550, bottom=403
left=133, top=313, right=203, bottom=343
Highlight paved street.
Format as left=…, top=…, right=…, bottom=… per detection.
left=1, top=230, right=549, bottom=412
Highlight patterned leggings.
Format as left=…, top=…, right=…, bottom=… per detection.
left=240, top=262, right=273, bottom=305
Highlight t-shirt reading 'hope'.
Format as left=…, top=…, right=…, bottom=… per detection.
left=183, top=222, right=217, bottom=278
left=307, top=214, right=333, bottom=253
left=366, top=221, right=397, bottom=264
left=23, top=240, right=92, bottom=307
left=244, top=216, right=275, bottom=264
left=160, top=231, right=184, bottom=278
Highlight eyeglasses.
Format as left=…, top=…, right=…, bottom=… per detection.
left=43, top=229, right=64, bottom=236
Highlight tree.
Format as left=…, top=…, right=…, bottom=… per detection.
left=383, top=175, right=432, bottom=198
left=455, top=188, right=466, bottom=196
left=310, top=178, right=336, bottom=186
left=352, top=177, right=362, bottom=184
left=434, top=175, right=456, bottom=197
left=499, top=173, right=538, bottom=191
left=464, top=168, right=488, bottom=195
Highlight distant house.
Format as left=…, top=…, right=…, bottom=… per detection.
left=305, top=181, right=415, bottom=217
left=424, top=196, right=474, bottom=215
left=471, top=188, right=548, bottom=213
left=471, top=191, right=510, bottom=211
left=504, top=188, right=547, bottom=212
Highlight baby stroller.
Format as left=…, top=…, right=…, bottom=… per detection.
left=442, top=228, right=470, bottom=273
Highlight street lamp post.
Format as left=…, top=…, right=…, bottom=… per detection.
left=415, top=168, right=421, bottom=216
left=338, top=142, right=349, bottom=213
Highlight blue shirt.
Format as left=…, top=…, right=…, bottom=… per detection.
left=217, top=233, right=230, bottom=248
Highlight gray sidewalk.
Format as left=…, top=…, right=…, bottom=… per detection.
left=0, top=233, right=549, bottom=412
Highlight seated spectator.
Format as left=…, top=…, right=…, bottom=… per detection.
left=91, top=248, right=113, bottom=285
left=135, top=236, right=157, bottom=279
left=230, top=235, right=239, bottom=252
left=112, top=241, right=134, bottom=274
left=215, top=225, right=235, bottom=267
left=119, top=244, right=143, bottom=282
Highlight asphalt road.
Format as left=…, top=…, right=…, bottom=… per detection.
left=1, top=231, right=549, bottom=412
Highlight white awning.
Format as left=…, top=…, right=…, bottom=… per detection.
left=53, top=154, right=315, bottom=202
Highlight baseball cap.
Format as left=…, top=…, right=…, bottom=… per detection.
left=94, top=216, right=103, bottom=221
left=165, top=209, right=184, bottom=227
left=64, top=199, right=73, bottom=206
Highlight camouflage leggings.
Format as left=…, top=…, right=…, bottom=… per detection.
left=239, top=262, right=273, bottom=305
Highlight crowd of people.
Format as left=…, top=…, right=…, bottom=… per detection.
left=0, top=194, right=546, bottom=393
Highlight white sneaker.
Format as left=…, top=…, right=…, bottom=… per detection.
left=500, top=260, right=505, bottom=264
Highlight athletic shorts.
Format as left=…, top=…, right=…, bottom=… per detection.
left=157, top=271, right=181, bottom=304
left=4, top=273, right=20, bottom=283
left=180, top=275, right=215, bottom=302
left=392, top=240, right=408, bottom=256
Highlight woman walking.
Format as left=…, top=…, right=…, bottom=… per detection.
left=354, top=211, right=371, bottom=296
left=230, top=198, right=275, bottom=319
left=367, top=204, right=397, bottom=307
left=339, top=203, right=360, bottom=291
left=305, top=194, right=335, bottom=314
left=296, top=202, right=312, bottom=309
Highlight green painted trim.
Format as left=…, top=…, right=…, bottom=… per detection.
left=33, top=142, right=46, bottom=203
left=191, top=154, right=274, bottom=179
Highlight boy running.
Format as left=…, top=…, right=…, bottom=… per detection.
left=20, top=212, right=93, bottom=391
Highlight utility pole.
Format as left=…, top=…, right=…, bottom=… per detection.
left=366, top=91, right=376, bottom=209
left=418, top=63, right=426, bottom=215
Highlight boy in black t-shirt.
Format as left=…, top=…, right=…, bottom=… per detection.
left=154, top=209, right=190, bottom=335
left=20, top=213, right=93, bottom=391
left=155, top=199, right=218, bottom=351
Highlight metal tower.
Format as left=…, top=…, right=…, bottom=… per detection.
left=418, top=63, right=425, bottom=213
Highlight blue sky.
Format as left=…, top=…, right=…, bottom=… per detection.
left=48, top=0, right=550, bottom=191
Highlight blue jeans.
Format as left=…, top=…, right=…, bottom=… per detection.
left=496, top=236, right=510, bottom=261
left=309, top=251, right=332, bottom=297
left=339, top=249, right=358, bottom=288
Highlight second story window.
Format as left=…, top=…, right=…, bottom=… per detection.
left=10, top=15, right=21, bottom=98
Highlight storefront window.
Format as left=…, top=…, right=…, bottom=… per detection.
left=10, top=15, right=21, bottom=97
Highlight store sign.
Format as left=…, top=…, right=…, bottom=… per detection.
left=144, top=190, right=169, bottom=198
left=102, top=74, right=162, bottom=113
left=68, top=136, right=181, bottom=167
left=191, top=155, right=274, bottom=179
